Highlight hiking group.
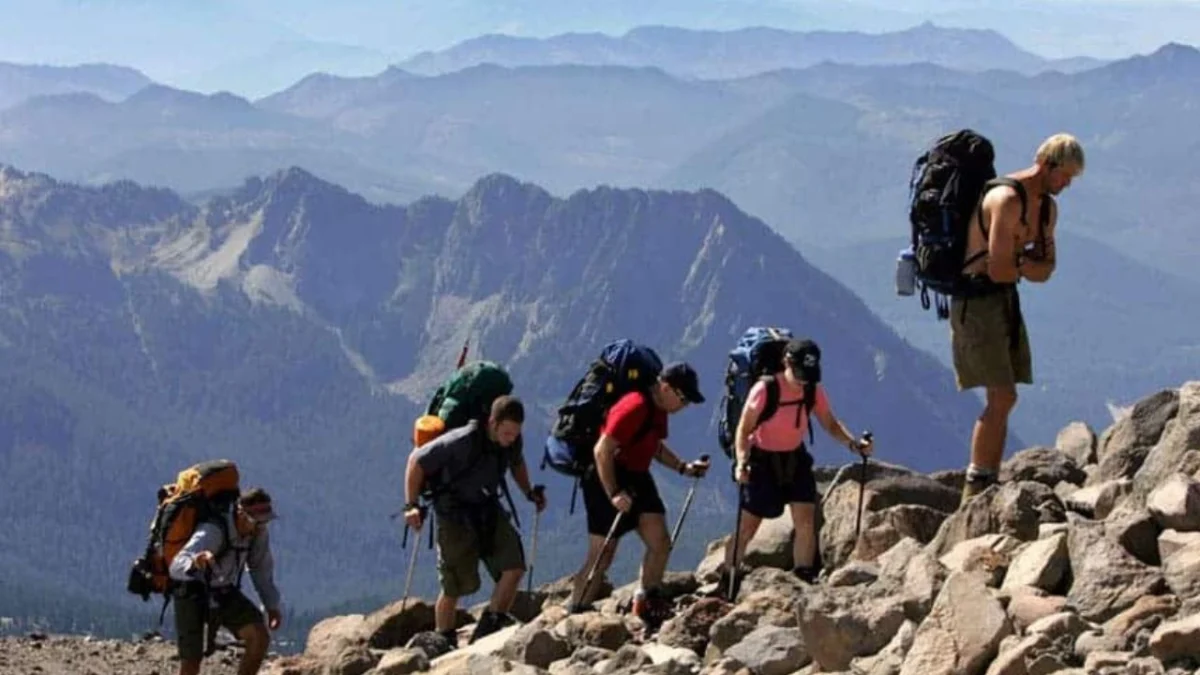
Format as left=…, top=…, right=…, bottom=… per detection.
left=124, top=129, right=1083, bottom=674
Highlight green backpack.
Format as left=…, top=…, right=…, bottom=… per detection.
left=426, top=360, right=514, bottom=432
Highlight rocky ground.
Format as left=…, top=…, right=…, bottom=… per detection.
left=0, top=631, right=284, bottom=675
left=9, top=380, right=1200, bottom=675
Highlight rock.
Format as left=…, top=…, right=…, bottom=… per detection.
left=1001, top=533, right=1069, bottom=594
left=821, top=465, right=960, bottom=569
left=930, top=469, right=966, bottom=493
left=1104, top=503, right=1162, bottom=566
left=539, top=573, right=613, bottom=608
left=641, top=643, right=702, bottom=671
left=1146, top=473, right=1200, bottom=532
left=604, top=572, right=699, bottom=613
left=1063, top=479, right=1131, bottom=520
left=557, top=613, right=631, bottom=652
left=654, top=597, right=731, bottom=655
left=1084, top=650, right=1133, bottom=672
left=1132, top=382, right=1200, bottom=502
left=1025, top=611, right=1089, bottom=643
left=706, top=590, right=798, bottom=657
left=500, top=623, right=571, bottom=669
left=304, top=615, right=369, bottom=663
left=1000, top=446, right=1087, bottom=488
left=327, top=645, right=379, bottom=675
left=928, top=482, right=1045, bottom=557
left=426, top=624, right=523, bottom=673
left=722, top=626, right=809, bottom=675
left=363, top=599, right=472, bottom=650
left=1148, top=612, right=1200, bottom=663
left=826, top=560, right=879, bottom=587
left=982, top=633, right=1063, bottom=675
left=1074, top=629, right=1128, bottom=662
left=1103, top=594, right=1180, bottom=640
left=939, top=534, right=1020, bottom=580
left=368, top=649, right=429, bottom=675
left=796, top=586, right=907, bottom=671
left=734, top=567, right=808, bottom=601
left=851, top=505, right=950, bottom=562
left=1160, top=539, right=1200, bottom=605
left=1100, top=388, right=1180, bottom=465
left=1158, top=529, right=1200, bottom=560
left=1091, top=443, right=1152, bottom=485
left=403, top=631, right=454, bottom=661
left=1056, top=421, right=1097, bottom=467
left=1066, top=519, right=1167, bottom=623
left=1005, top=588, right=1068, bottom=633
left=595, top=644, right=652, bottom=673
left=847, top=619, right=916, bottom=675
left=898, top=571, right=1013, bottom=675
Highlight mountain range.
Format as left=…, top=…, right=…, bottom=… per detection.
left=0, top=163, right=982, bottom=639
left=2, top=37, right=1197, bottom=446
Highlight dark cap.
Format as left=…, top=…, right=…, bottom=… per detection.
left=238, top=487, right=277, bottom=523
left=784, top=339, right=821, bottom=369
left=660, top=362, right=705, bottom=404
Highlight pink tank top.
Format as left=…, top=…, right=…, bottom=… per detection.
left=745, top=375, right=830, bottom=452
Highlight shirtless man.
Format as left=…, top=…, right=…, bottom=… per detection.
left=952, top=133, right=1085, bottom=505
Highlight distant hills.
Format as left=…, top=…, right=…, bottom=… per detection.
left=397, top=22, right=1106, bottom=79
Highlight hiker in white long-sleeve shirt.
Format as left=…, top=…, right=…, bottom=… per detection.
left=168, top=488, right=283, bottom=675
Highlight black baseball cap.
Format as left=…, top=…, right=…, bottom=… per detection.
left=785, top=339, right=821, bottom=367
left=661, top=362, right=706, bottom=404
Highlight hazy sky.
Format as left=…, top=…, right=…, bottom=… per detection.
left=2, top=0, right=1198, bottom=96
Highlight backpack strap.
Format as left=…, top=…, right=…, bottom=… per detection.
left=964, top=177, right=1030, bottom=270
left=756, top=376, right=781, bottom=428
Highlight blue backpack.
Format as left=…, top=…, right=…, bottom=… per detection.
left=542, top=339, right=663, bottom=511
left=716, top=327, right=815, bottom=462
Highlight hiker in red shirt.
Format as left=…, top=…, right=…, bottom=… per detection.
left=565, top=362, right=710, bottom=619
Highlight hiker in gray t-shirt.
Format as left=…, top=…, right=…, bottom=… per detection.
left=404, top=395, right=547, bottom=644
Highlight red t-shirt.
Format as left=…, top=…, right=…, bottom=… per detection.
left=601, top=390, right=668, bottom=472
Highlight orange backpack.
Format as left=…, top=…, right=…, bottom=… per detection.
left=127, top=460, right=241, bottom=604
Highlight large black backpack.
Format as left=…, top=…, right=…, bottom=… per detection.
left=906, top=129, right=1000, bottom=319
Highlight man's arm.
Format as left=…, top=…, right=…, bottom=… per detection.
left=594, top=434, right=623, bottom=497
left=1020, top=199, right=1057, bottom=283
left=653, top=441, right=686, bottom=473
left=510, top=456, right=535, bottom=497
left=404, top=450, right=428, bottom=507
left=167, top=523, right=221, bottom=582
left=247, top=527, right=282, bottom=613
left=984, top=188, right=1023, bottom=284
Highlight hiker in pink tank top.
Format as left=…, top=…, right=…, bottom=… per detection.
left=745, top=375, right=832, bottom=452
left=719, top=338, right=873, bottom=595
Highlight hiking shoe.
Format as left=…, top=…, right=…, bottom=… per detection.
left=468, top=610, right=516, bottom=644
left=792, top=566, right=819, bottom=584
left=960, top=474, right=998, bottom=507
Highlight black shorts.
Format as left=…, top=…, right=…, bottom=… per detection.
left=581, top=465, right=666, bottom=540
left=739, top=446, right=818, bottom=519
left=174, top=585, right=264, bottom=661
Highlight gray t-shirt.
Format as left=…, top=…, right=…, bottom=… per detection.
left=413, top=420, right=524, bottom=522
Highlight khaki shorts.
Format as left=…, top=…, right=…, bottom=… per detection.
left=436, top=513, right=525, bottom=598
left=950, top=288, right=1032, bottom=390
left=174, top=585, right=263, bottom=661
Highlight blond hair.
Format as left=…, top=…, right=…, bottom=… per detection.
left=1036, top=133, right=1085, bottom=174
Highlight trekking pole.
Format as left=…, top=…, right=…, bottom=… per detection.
left=853, top=431, right=874, bottom=542
left=669, top=454, right=710, bottom=551
left=399, top=505, right=426, bottom=614
left=456, top=338, right=469, bottom=369
left=526, top=485, right=545, bottom=593
left=728, top=483, right=745, bottom=602
left=579, top=509, right=624, bottom=606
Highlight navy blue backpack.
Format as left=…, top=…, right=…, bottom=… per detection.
left=716, top=327, right=815, bottom=463
left=542, top=339, right=663, bottom=512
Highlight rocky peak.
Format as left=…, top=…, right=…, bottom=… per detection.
left=268, top=379, right=1200, bottom=675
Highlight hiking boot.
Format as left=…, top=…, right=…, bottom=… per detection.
left=469, top=610, right=514, bottom=644
left=792, top=565, right=819, bottom=584
left=960, top=474, right=998, bottom=507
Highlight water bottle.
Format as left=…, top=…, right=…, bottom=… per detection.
left=896, top=248, right=916, bottom=296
